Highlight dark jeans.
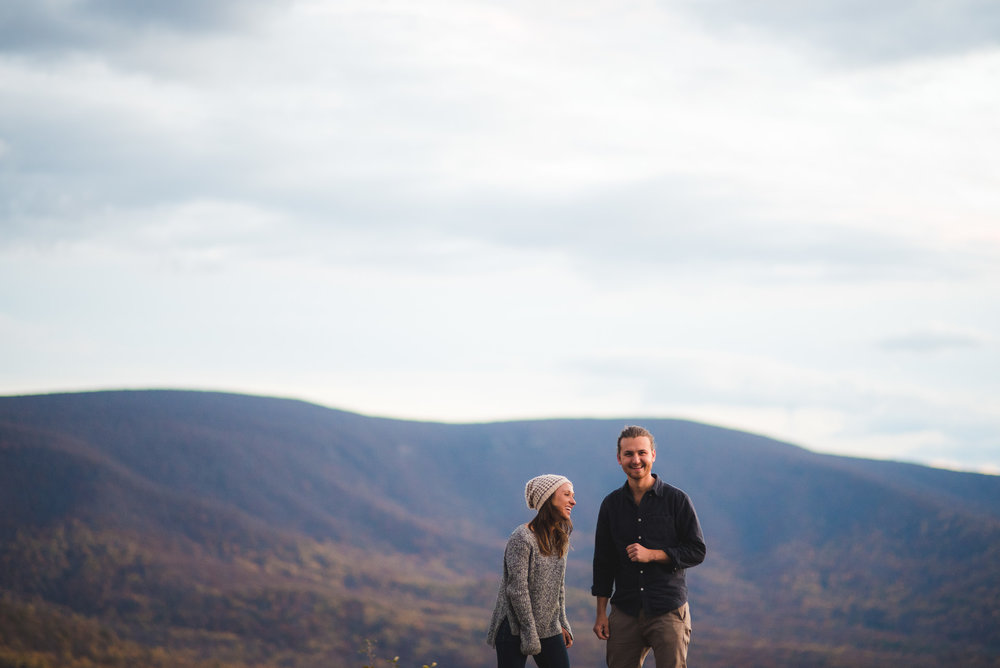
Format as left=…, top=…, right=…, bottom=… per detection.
left=495, top=617, right=570, bottom=668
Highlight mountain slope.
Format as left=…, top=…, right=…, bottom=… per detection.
left=1, top=390, right=998, bottom=668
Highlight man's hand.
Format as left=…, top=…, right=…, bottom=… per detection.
left=593, top=613, right=610, bottom=640
left=626, top=543, right=668, bottom=564
left=593, top=596, right=611, bottom=639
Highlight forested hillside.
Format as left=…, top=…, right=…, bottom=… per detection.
left=1, top=390, right=998, bottom=667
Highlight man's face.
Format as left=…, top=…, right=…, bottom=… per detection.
left=617, top=435, right=656, bottom=481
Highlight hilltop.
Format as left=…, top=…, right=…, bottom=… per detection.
left=1, top=390, right=998, bottom=667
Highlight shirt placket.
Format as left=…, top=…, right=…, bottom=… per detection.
left=636, top=493, right=649, bottom=611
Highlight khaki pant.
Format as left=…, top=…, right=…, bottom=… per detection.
left=606, top=603, right=691, bottom=668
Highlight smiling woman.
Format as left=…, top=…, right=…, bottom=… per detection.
left=486, top=474, right=576, bottom=668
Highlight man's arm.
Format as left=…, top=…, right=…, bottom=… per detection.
left=592, top=499, right=616, bottom=595
left=592, top=499, right=615, bottom=640
left=666, top=492, right=706, bottom=570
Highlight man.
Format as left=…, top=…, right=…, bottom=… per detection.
left=592, top=425, right=707, bottom=668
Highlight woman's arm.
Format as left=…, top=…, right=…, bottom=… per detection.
left=558, top=567, right=573, bottom=646
left=504, top=533, right=541, bottom=655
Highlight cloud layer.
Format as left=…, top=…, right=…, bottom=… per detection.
left=1, top=0, right=998, bottom=472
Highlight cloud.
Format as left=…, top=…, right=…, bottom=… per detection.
left=4, top=2, right=997, bottom=246
left=675, top=0, right=1000, bottom=64
left=83, top=0, right=286, bottom=30
left=565, top=347, right=1000, bottom=471
left=0, top=0, right=998, bottom=474
left=878, top=329, right=988, bottom=353
left=0, top=0, right=285, bottom=53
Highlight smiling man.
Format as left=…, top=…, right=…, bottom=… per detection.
left=592, top=425, right=707, bottom=668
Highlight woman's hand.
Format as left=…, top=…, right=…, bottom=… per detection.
left=562, top=628, right=574, bottom=648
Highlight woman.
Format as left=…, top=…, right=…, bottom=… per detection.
left=486, top=474, right=576, bottom=668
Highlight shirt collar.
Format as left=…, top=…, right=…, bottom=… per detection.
left=620, top=473, right=664, bottom=496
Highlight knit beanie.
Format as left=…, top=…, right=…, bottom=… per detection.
left=525, top=474, right=572, bottom=510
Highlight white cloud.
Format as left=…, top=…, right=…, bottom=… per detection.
left=674, top=0, right=1000, bottom=64
left=878, top=328, right=988, bottom=353
left=0, top=0, right=286, bottom=53
left=1, top=0, right=998, bottom=472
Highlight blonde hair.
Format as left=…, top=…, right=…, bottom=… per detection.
left=617, top=425, right=656, bottom=454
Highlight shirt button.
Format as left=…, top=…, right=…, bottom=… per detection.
left=638, top=518, right=642, bottom=522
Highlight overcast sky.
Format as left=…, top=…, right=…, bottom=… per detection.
left=2, top=0, right=998, bottom=473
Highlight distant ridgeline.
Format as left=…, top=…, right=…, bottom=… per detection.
left=1, top=390, right=998, bottom=668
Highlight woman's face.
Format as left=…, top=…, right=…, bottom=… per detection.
left=549, top=482, right=576, bottom=521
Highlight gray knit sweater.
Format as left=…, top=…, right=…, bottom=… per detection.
left=486, top=524, right=573, bottom=656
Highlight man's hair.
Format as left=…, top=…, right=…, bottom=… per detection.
left=617, top=425, right=656, bottom=453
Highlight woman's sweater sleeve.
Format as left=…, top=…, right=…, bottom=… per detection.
left=504, top=533, right=541, bottom=655
left=559, top=569, right=572, bottom=639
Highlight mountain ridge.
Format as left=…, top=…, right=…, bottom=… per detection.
left=1, top=389, right=998, bottom=667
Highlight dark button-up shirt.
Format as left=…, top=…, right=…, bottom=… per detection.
left=592, top=474, right=707, bottom=617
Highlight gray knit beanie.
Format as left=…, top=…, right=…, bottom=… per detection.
left=525, top=474, right=572, bottom=510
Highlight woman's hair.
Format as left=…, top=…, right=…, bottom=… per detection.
left=529, top=493, right=573, bottom=558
